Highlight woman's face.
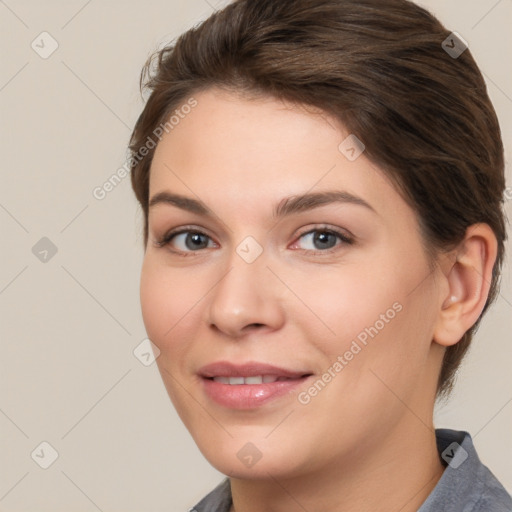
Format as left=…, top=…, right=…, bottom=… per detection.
left=140, top=88, right=446, bottom=478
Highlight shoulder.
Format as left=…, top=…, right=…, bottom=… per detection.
left=474, top=463, right=512, bottom=511
left=189, top=478, right=231, bottom=512
left=419, top=429, right=512, bottom=512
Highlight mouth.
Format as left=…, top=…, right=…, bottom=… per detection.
left=198, top=361, right=314, bottom=409
left=207, top=375, right=308, bottom=385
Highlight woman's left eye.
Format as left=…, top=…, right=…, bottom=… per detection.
left=291, top=228, right=353, bottom=252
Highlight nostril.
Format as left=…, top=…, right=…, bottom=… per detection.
left=247, top=323, right=265, bottom=329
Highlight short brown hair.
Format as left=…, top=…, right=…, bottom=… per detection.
left=129, top=0, right=507, bottom=398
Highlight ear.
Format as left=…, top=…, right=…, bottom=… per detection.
left=433, top=224, right=498, bottom=347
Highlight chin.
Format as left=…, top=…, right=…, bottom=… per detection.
left=197, top=438, right=307, bottom=480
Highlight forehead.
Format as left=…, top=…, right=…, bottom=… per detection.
left=148, top=88, right=407, bottom=221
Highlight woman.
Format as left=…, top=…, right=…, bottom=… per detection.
left=128, top=0, right=511, bottom=510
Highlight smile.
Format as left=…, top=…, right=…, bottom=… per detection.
left=211, top=375, right=300, bottom=385
left=198, top=361, right=313, bottom=409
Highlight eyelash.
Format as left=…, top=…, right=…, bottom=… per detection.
left=154, top=224, right=354, bottom=257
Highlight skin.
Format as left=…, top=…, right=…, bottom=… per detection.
left=140, top=88, right=497, bottom=512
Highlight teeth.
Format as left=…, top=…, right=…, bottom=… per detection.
left=212, top=375, right=283, bottom=385
left=213, top=376, right=230, bottom=384
left=244, top=376, right=263, bottom=384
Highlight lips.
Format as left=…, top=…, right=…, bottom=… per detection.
left=198, top=361, right=313, bottom=409
left=199, top=361, right=310, bottom=380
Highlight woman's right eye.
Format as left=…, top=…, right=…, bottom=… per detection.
left=155, top=229, right=217, bottom=255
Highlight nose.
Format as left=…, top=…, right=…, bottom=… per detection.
left=206, top=252, right=286, bottom=339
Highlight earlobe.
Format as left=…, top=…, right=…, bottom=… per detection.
left=433, top=224, right=497, bottom=347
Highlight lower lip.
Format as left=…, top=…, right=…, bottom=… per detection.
left=201, top=376, right=312, bottom=409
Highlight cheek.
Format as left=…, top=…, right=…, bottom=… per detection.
left=297, top=265, right=403, bottom=349
left=140, top=258, right=197, bottom=353
left=140, top=261, right=168, bottom=344
left=289, top=268, right=437, bottom=450
left=140, top=258, right=228, bottom=438
left=300, top=250, right=436, bottom=375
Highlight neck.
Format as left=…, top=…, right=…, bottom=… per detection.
left=229, top=419, right=445, bottom=512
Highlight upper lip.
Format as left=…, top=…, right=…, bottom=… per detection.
left=198, top=361, right=312, bottom=379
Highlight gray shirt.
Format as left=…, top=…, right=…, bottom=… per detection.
left=190, top=429, right=512, bottom=511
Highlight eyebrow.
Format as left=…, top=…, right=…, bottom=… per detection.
left=148, top=190, right=376, bottom=218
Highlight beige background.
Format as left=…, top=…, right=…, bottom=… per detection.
left=1, top=0, right=511, bottom=510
